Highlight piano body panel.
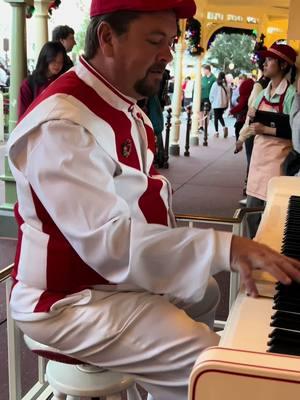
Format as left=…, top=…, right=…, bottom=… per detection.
left=189, top=347, right=300, bottom=400
left=219, top=292, right=274, bottom=352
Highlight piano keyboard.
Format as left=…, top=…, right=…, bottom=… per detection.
left=220, top=189, right=300, bottom=354
left=189, top=178, right=300, bottom=400
left=268, top=195, right=300, bottom=356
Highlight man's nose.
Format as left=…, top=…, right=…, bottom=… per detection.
left=158, top=45, right=173, bottom=64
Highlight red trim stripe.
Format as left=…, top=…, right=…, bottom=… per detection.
left=13, top=203, right=23, bottom=281
left=139, top=124, right=168, bottom=225
left=29, top=188, right=111, bottom=312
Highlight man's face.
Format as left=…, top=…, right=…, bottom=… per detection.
left=110, top=12, right=177, bottom=99
left=61, top=34, right=76, bottom=53
left=203, top=68, right=211, bottom=77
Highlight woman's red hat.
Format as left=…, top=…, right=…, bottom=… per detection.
left=259, top=43, right=297, bottom=65
left=90, top=0, right=196, bottom=19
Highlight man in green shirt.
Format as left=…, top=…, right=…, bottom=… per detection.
left=199, top=64, right=216, bottom=132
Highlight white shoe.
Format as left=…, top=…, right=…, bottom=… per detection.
left=239, top=198, right=247, bottom=205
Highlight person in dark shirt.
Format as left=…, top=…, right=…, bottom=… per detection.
left=52, top=25, right=77, bottom=71
left=199, top=65, right=216, bottom=132
left=158, top=68, right=171, bottom=108
left=138, top=95, right=165, bottom=168
left=230, top=77, right=255, bottom=141
left=18, top=41, right=66, bottom=119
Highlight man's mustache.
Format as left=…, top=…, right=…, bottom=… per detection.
left=147, top=63, right=167, bottom=74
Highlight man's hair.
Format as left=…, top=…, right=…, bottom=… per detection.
left=52, top=25, right=75, bottom=41
left=202, top=65, right=211, bottom=72
left=84, top=11, right=141, bottom=60
left=217, top=71, right=226, bottom=85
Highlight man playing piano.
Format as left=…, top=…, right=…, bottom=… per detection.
left=7, top=1, right=300, bottom=399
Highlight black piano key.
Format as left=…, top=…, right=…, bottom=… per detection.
left=275, top=282, right=300, bottom=293
left=267, top=345, right=300, bottom=356
left=270, top=316, right=300, bottom=331
left=271, top=310, right=300, bottom=321
left=274, top=292, right=300, bottom=302
left=274, top=297, right=300, bottom=306
left=268, top=335, right=300, bottom=347
left=273, top=301, right=300, bottom=313
left=269, top=328, right=300, bottom=341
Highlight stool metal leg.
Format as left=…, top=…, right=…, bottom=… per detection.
left=127, top=384, right=143, bottom=400
left=106, top=394, right=122, bottom=400
left=53, top=389, right=67, bottom=399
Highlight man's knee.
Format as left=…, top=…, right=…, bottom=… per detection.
left=182, top=277, right=220, bottom=329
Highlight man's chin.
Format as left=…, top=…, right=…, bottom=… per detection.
left=135, top=82, right=161, bottom=98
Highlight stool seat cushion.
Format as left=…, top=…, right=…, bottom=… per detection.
left=24, top=334, right=83, bottom=364
left=46, top=361, right=135, bottom=397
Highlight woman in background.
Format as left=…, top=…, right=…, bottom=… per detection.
left=209, top=71, right=230, bottom=138
left=245, top=43, right=297, bottom=237
left=234, top=58, right=270, bottom=199
left=18, top=41, right=66, bottom=119
left=291, top=76, right=300, bottom=155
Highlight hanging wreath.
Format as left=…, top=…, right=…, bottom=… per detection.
left=185, top=17, right=204, bottom=56
left=251, top=33, right=266, bottom=64
left=48, top=0, right=61, bottom=16
left=25, top=5, right=35, bottom=18
left=26, top=0, right=62, bottom=18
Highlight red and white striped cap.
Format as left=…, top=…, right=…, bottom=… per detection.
left=90, top=0, right=196, bottom=19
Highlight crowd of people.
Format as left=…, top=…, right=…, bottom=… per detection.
left=179, top=45, right=300, bottom=237
left=3, top=1, right=300, bottom=399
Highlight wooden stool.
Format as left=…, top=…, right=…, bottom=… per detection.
left=24, top=335, right=142, bottom=400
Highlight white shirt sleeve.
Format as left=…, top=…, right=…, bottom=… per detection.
left=20, top=120, right=232, bottom=302
left=237, top=115, right=253, bottom=143
left=209, top=82, right=216, bottom=105
left=248, top=82, right=263, bottom=108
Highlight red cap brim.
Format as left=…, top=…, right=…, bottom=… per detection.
left=258, top=50, right=278, bottom=60
left=90, top=0, right=196, bottom=19
left=173, top=0, right=197, bottom=18
left=258, top=48, right=295, bottom=65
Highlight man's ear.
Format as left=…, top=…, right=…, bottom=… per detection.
left=97, top=22, right=114, bottom=57
left=280, top=61, right=288, bottom=71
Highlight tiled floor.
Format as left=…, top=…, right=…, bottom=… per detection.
left=0, top=115, right=247, bottom=399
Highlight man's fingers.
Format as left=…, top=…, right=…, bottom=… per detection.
left=238, top=260, right=259, bottom=298
left=262, top=262, right=292, bottom=284
left=269, top=256, right=300, bottom=283
left=230, top=236, right=300, bottom=293
left=257, top=246, right=300, bottom=282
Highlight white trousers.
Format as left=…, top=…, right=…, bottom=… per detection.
left=17, top=277, right=220, bottom=400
